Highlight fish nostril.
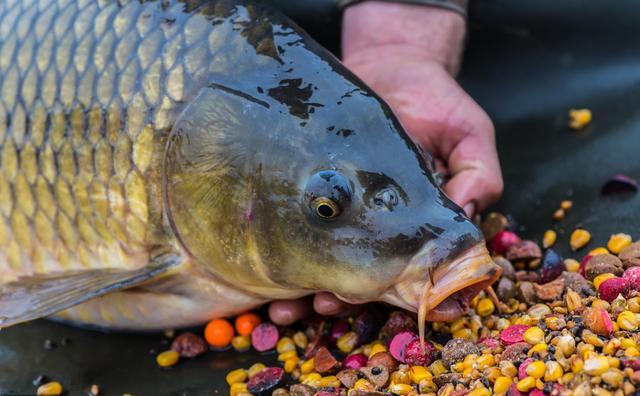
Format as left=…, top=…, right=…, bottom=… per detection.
left=374, top=188, right=399, bottom=210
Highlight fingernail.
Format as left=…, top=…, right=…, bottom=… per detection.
left=463, top=202, right=475, bottom=218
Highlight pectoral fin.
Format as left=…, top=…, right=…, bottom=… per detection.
left=0, top=255, right=182, bottom=328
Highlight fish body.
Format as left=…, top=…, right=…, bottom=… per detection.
left=0, top=0, right=500, bottom=330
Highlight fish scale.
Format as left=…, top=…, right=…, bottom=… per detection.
left=0, top=0, right=233, bottom=282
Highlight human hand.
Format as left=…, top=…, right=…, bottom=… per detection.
left=269, top=2, right=503, bottom=325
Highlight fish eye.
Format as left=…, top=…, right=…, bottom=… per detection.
left=304, top=170, right=352, bottom=220
left=311, top=197, right=340, bottom=218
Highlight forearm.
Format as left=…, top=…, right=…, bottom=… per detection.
left=341, top=1, right=467, bottom=75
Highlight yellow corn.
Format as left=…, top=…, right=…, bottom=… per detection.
left=429, top=360, right=447, bottom=376
left=226, top=369, right=247, bottom=385
left=230, top=383, right=248, bottom=396
left=584, top=356, right=610, bottom=376
left=543, top=230, right=557, bottom=248
left=565, top=258, right=580, bottom=272
left=467, top=386, right=490, bottom=396
left=410, top=366, right=432, bottom=383
left=583, top=330, right=605, bottom=347
left=37, top=382, right=63, bottom=396
left=594, top=273, right=617, bottom=290
left=156, top=350, right=179, bottom=368
left=588, top=247, right=609, bottom=256
left=570, top=229, right=591, bottom=250
left=476, top=298, right=495, bottom=317
left=627, top=297, right=640, bottom=313
left=452, top=328, right=475, bottom=340
left=566, top=289, right=584, bottom=313
left=353, top=379, right=375, bottom=391
left=571, top=356, right=584, bottom=373
left=301, top=373, right=321, bottom=386
left=593, top=387, right=613, bottom=396
left=390, top=370, right=412, bottom=385
left=553, top=208, right=565, bottom=221
left=620, top=338, right=637, bottom=349
left=318, top=376, right=341, bottom=387
left=568, top=108, right=592, bottom=130
left=284, top=357, right=299, bottom=373
left=369, top=343, right=387, bottom=358
left=476, top=354, right=495, bottom=369
left=300, top=359, right=315, bottom=374
left=499, top=361, right=517, bottom=378
left=528, top=343, right=548, bottom=356
left=293, top=331, right=308, bottom=349
left=452, top=362, right=466, bottom=373
left=608, top=233, right=632, bottom=254
left=494, top=377, right=513, bottom=394
left=561, top=200, right=573, bottom=210
left=617, top=311, right=639, bottom=331
left=625, top=347, right=640, bottom=357
left=388, top=383, right=413, bottom=395
left=544, top=361, right=563, bottom=382
left=523, top=327, right=545, bottom=345
left=276, top=337, right=296, bottom=354
left=278, top=350, right=297, bottom=362
left=525, top=361, right=546, bottom=379
left=603, top=339, right=620, bottom=355
left=608, top=357, right=620, bottom=369
left=232, top=335, right=251, bottom=352
left=248, top=363, right=266, bottom=378
left=516, top=377, right=537, bottom=392
left=337, top=332, right=358, bottom=353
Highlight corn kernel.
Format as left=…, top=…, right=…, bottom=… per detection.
left=568, top=108, right=592, bottom=130
left=284, top=357, right=299, bottom=373
left=410, top=366, right=432, bottom=383
left=566, top=289, right=584, bottom=313
left=617, top=311, right=638, bottom=331
left=516, top=376, right=536, bottom=392
left=594, top=273, right=617, bottom=290
left=589, top=247, right=609, bottom=256
left=232, top=335, right=251, bottom=352
left=37, top=382, right=63, bottom=396
left=354, top=379, right=375, bottom=391
left=485, top=367, right=502, bottom=382
left=602, top=370, right=624, bottom=388
left=620, top=338, right=637, bottom=350
left=226, top=368, right=247, bottom=385
left=476, top=298, right=495, bottom=317
left=526, top=361, right=546, bottom=379
left=337, top=332, right=358, bottom=353
left=603, top=339, right=620, bottom=355
left=278, top=350, right=297, bottom=362
left=429, top=360, right=447, bottom=376
left=293, top=331, right=308, bottom=349
left=553, top=208, right=565, bottom=221
left=476, top=354, right=495, bottom=369
left=248, top=363, right=266, bottom=378
left=156, top=350, right=179, bottom=367
left=452, top=362, right=466, bottom=372
left=276, top=337, right=296, bottom=354
left=523, top=327, right=545, bottom=345
left=627, top=297, right=640, bottom=313
left=390, top=370, right=412, bottom=385
left=560, top=200, right=573, bottom=210
left=388, top=383, right=413, bottom=395
left=584, top=356, right=610, bottom=376
left=449, top=318, right=467, bottom=333
left=499, top=360, right=518, bottom=378
left=593, top=387, right=613, bottom=396
left=528, top=343, right=548, bottom=356
left=564, top=258, right=580, bottom=272
left=625, top=347, right=640, bottom=357
left=418, top=379, right=437, bottom=393
left=608, top=233, right=632, bottom=254
left=583, top=330, right=605, bottom=347
left=369, top=343, right=387, bottom=358
left=494, top=377, right=513, bottom=394
left=544, top=361, right=564, bottom=382
left=571, top=229, right=591, bottom=250
left=452, top=328, right=475, bottom=341
left=543, top=230, right=557, bottom=248
left=571, top=357, right=584, bottom=373
left=230, top=383, right=248, bottom=396
left=607, top=357, right=620, bottom=369
left=467, top=386, right=490, bottom=396
left=301, top=372, right=321, bottom=386
left=318, top=376, right=341, bottom=387
left=300, top=359, right=315, bottom=374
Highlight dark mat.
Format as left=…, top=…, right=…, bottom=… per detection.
left=2, top=0, right=640, bottom=394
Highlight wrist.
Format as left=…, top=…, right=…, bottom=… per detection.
left=341, top=1, right=466, bottom=75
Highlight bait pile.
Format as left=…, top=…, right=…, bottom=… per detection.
left=152, top=206, right=640, bottom=396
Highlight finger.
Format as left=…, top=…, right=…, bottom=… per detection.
left=313, top=292, right=355, bottom=316
left=268, top=297, right=312, bottom=325
left=443, top=122, right=503, bottom=213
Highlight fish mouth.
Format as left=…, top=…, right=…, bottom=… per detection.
left=382, top=243, right=501, bottom=323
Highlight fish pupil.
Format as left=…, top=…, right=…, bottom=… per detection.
left=317, top=203, right=335, bottom=218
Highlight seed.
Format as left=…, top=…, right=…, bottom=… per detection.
left=232, top=335, right=251, bottom=352
left=584, top=356, right=610, bottom=376
left=292, top=332, right=308, bottom=350
left=553, top=208, right=565, bottom=221
left=602, top=370, right=624, bottom=388
left=608, top=234, right=632, bottom=254
left=476, top=354, right=495, bottom=369
left=299, top=359, right=315, bottom=375
left=527, top=343, right=548, bottom=356
left=277, top=337, right=296, bottom=354
left=226, top=368, right=248, bottom=385
left=589, top=247, right=610, bottom=256
left=560, top=200, right=573, bottom=210
left=278, top=350, right=297, bottom=362
left=500, top=360, right=518, bottom=378
left=516, top=376, right=536, bottom=392
left=494, top=377, right=513, bottom=394
left=625, top=347, right=640, bottom=357
left=620, top=338, right=637, bottom=350
left=230, top=383, right=248, bottom=396
left=627, top=297, right=640, bottom=313
left=617, top=311, right=638, bottom=331
left=565, top=258, right=581, bottom=272
left=571, top=229, right=591, bottom=250
left=37, top=382, right=63, bottom=396
left=353, top=378, right=375, bottom=391
left=248, top=363, right=267, bottom=378
left=594, top=273, right=617, bottom=290
left=543, top=230, right=557, bottom=248
left=317, top=376, right=340, bottom=387
left=467, top=386, right=490, bottom=396
left=544, top=361, right=564, bottom=382
left=369, top=343, right=387, bottom=358
left=568, top=108, right=592, bottom=129
left=566, top=289, right=584, bottom=313
left=388, top=383, right=413, bottom=395
left=429, top=360, right=447, bottom=376
left=525, top=361, right=546, bottom=378
left=476, top=298, right=495, bottom=317
left=409, top=366, right=432, bottom=382
left=284, top=357, right=299, bottom=373
left=558, top=334, right=577, bottom=357
left=337, top=332, right=359, bottom=354
left=523, top=327, right=544, bottom=345
left=156, top=350, right=179, bottom=367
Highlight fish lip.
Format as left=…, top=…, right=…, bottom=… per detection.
left=381, top=243, right=501, bottom=321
